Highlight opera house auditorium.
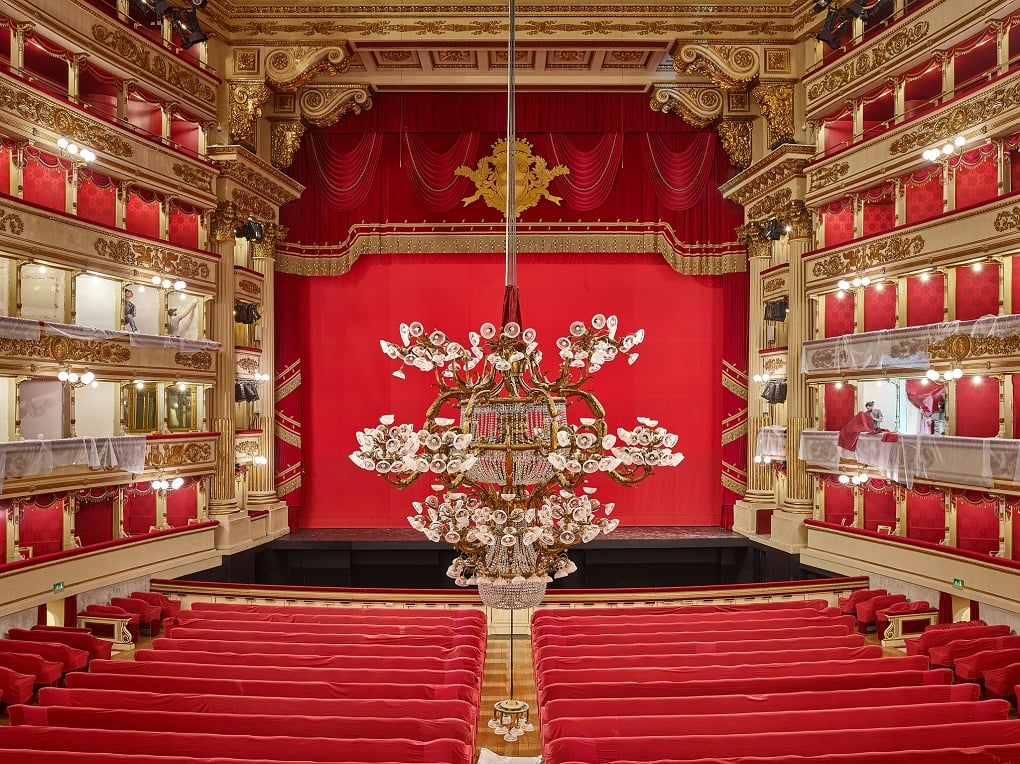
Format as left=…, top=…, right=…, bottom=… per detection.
left=3, top=0, right=1020, bottom=761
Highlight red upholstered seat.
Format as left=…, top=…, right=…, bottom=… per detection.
left=535, top=634, right=867, bottom=661
left=81, top=605, right=141, bottom=643
left=854, top=593, right=907, bottom=631
left=0, top=652, right=63, bottom=685
left=954, top=648, right=1020, bottom=682
left=0, top=665, right=35, bottom=705
left=905, top=624, right=1012, bottom=656
left=875, top=600, right=938, bottom=637
left=110, top=598, right=163, bottom=635
left=531, top=600, right=831, bottom=623
left=11, top=628, right=112, bottom=661
left=133, top=648, right=481, bottom=673
left=0, top=639, right=88, bottom=672
left=981, top=661, right=1020, bottom=698
left=605, top=745, right=1020, bottom=764
left=163, top=627, right=483, bottom=649
left=837, top=588, right=888, bottom=615
left=532, top=614, right=854, bottom=638
left=167, top=619, right=478, bottom=638
left=130, top=592, right=181, bottom=619
left=151, top=637, right=481, bottom=660
left=535, top=623, right=853, bottom=648
left=929, top=635, right=1020, bottom=667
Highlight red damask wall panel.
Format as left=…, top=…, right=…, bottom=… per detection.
left=123, top=491, right=156, bottom=535
left=76, top=181, right=116, bottom=227
left=823, top=479, right=854, bottom=526
left=19, top=498, right=64, bottom=556
left=22, top=159, right=66, bottom=212
left=905, top=176, right=943, bottom=225
left=823, top=206, right=854, bottom=247
left=906, top=274, right=944, bottom=326
left=862, top=482, right=897, bottom=531
left=824, top=291, right=855, bottom=337
left=0, top=146, right=10, bottom=195
left=954, top=375, right=1000, bottom=438
left=74, top=499, right=114, bottom=547
left=862, top=201, right=895, bottom=237
left=168, top=210, right=199, bottom=249
left=862, top=283, right=896, bottom=332
left=954, top=494, right=999, bottom=555
left=906, top=489, right=946, bottom=543
left=125, top=195, right=160, bottom=239
left=954, top=262, right=999, bottom=320
left=824, top=383, right=857, bottom=431
left=954, top=156, right=999, bottom=210
left=166, top=483, right=198, bottom=527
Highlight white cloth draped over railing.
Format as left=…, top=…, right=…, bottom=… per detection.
left=0, top=435, right=147, bottom=490
left=801, top=314, right=1020, bottom=374
left=0, top=316, right=220, bottom=354
left=799, top=428, right=1020, bottom=489
left=755, top=426, right=788, bottom=461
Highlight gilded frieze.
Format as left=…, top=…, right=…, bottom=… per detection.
left=237, top=279, right=263, bottom=299
left=751, top=81, right=796, bottom=148
left=229, top=81, right=272, bottom=145
left=716, top=119, right=753, bottom=170
left=172, top=163, right=215, bottom=194
left=146, top=442, right=214, bottom=468
left=727, top=157, right=810, bottom=207
left=929, top=332, right=1020, bottom=362
left=90, top=25, right=217, bottom=106
left=994, top=206, right=1020, bottom=232
left=763, top=357, right=786, bottom=375
left=252, top=223, right=287, bottom=260
left=211, top=153, right=303, bottom=207
left=271, top=121, right=306, bottom=169
left=806, top=21, right=929, bottom=103
left=0, top=335, right=131, bottom=364
left=93, top=237, right=212, bottom=281
left=763, top=277, right=786, bottom=294
left=175, top=351, right=213, bottom=370
left=298, top=85, right=373, bottom=128
left=0, top=81, right=133, bottom=158
left=0, top=206, right=25, bottom=236
left=811, top=234, right=925, bottom=278
left=266, top=47, right=350, bottom=92
left=674, top=44, right=760, bottom=91
left=747, top=188, right=792, bottom=221
left=237, top=356, right=261, bottom=374
left=808, top=162, right=850, bottom=193
left=889, top=79, right=1020, bottom=155
left=649, top=86, right=724, bottom=128
left=235, top=440, right=260, bottom=457
left=231, top=188, right=275, bottom=221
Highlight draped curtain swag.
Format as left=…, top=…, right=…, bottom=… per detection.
left=402, top=132, right=478, bottom=212
left=305, top=132, right=383, bottom=212
left=545, top=132, right=624, bottom=211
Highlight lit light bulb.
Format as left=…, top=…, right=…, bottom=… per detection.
left=173, top=280, right=186, bottom=291
left=177, top=382, right=187, bottom=390
left=839, top=474, right=850, bottom=484
left=851, top=277, right=862, bottom=287
left=58, top=370, right=69, bottom=382
left=171, top=477, right=184, bottom=490
left=860, top=276, right=870, bottom=286
left=66, top=143, right=79, bottom=155
left=57, top=137, right=69, bottom=149
left=37, top=265, right=46, bottom=274
left=954, top=135, right=965, bottom=147
left=925, top=369, right=940, bottom=381
left=151, top=275, right=162, bottom=285
left=834, top=381, right=843, bottom=389
left=974, top=262, right=983, bottom=272
left=837, top=279, right=851, bottom=290
left=135, top=381, right=144, bottom=390
left=161, top=278, right=172, bottom=289
left=942, top=143, right=954, bottom=155
left=67, top=372, right=79, bottom=384
left=80, top=371, right=95, bottom=385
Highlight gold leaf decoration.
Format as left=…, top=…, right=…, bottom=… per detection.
left=175, top=351, right=213, bottom=370
left=808, top=162, right=850, bottom=192
left=455, top=138, right=569, bottom=218
left=811, top=234, right=925, bottom=278
left=0, top=335, right=131, bottom=364
left=94, top=237, right=212, bottom=280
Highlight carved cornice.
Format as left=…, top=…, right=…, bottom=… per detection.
left=649, top=85, right=723, bottom=128
left=751, top=81, right=796, bottom=148
left=808, top=161, right=850, bottom=193
left=747, top=188, right=792, bottom=220
left=716, top=118, right=753, bottom=170
left=727, top=156, right=809, bottom=207
left=175, top=351, right=213, bottom=370
left=209, top=147, right=304, bottom=207
left=0, top=335, right=130, bottom=364
left=228, top=81, right=272, bottom=145
left=929, top=332, right=1020, bottom=363
left=231, top=188, right=275, bottom=221
left=252, top=222, right=287, bottom=261
left=0, top=205, right=25, bottom=236
left=0, top=81, right=133, bottom=158
left=172, top=163, right=216, bottom=194
left=209, top=201, right=247, bottom=244
left=270, top=120, right=306, bottom=169
left=675, top=44, right=760, bottom=91
left=806, top=21, right=929, bottom=103
left=146, top=442, right=213, bottom=468
left=90, top=25, right=217, bottom=106
left=93, top=238, right=211, bottom=280
left=298, top=84, right=373, bottom=128
left=266, top=47, right=349, bottom=92
left=889, top=79, right=1020, bottom=155
left=811, top=234, right=925, bottom=278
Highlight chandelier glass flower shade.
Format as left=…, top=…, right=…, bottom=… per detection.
left=349, top=313, right=684, bottom=609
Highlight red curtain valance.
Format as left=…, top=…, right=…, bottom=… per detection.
left=402, top=131, right=478, bottom=213
left=544, top=132, right=624, bottom=211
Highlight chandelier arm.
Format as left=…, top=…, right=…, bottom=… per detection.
left=381, top=471, right=423, bottom=488
left=606, top=465, right=653, bottom=485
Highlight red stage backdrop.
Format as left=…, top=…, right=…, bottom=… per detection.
left=280, top=252, right=728, bottom=528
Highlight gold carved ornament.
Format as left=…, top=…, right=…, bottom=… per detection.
left=229, top=81, right=272, bottom=145
left=929, top=332, right=1020, bottom=363
left=674, top=44, right=760, bottom=91
left=0, top=335, right=131, bottom=365
left=726, top=154, right=812, bottom=207
left=455, top=138, right=569, bottom=218
left=172, top=163, right=215, bottom=194
left=235, top=440, right=260, bottom=458
left=763, top=357, right=786, bottom=374
left=747, top=188, right=792, bottom=221
left=175, top=351, right=213, bottom=370
left=237, top=356, right=260, bottom=374
left=146, top=442, right=213, bottom=468
left=94, top=237, right=211, bottom=281
left=271, top=121, right=306, bottom=169
left=716, top=119, right=753, bottom=170
left=252, top=223, right=286, bottom=261
left=209, top=202, right=247, bottom=244
left=237, top=279, right=263, bottom=299
left=298, top=85, right=373, bottom=129
left=811, top=234, right=925, bottom=278
left=649, top=86, right=724, bottom=128
left=751, top=82, right=796, bottom=148
left=809, top=162, right=850, bottom=193
left=231, top=188, right=275, bottom=222
left=763, top=277, right=786, bottom=294
left=0, top=206, right=25, bottom=236
left=994, top=206, right=1020, bottom=232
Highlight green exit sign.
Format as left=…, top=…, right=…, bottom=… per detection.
left=53, top=582, right=64, bottom=592
left=953, top=578, right=964, bottom=588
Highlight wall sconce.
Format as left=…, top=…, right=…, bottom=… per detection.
left=56, top=137, right=96, bottom=164
left=255, top=373, right=270, bottom=383
left=150, top=275, right=187, bottom=291
left=836, top=275, right=871, bottom=294
left=752, top=372, right=772, bottom=384
left=925, top=367, right=963, bottom=383
left=922, top=135, right=965, bottom=163
left=252, top=455, right=268, bottom=466
left=838, top=469, right=869, bottom=486
left=152, top=475, right=184, bottom=494
left=57, top=366, right=97, bottom=388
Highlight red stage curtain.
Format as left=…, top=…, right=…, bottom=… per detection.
left=952, top=147, right=998, bottom=210
left=822, top=200, right=854, bottom=247
left=862, top=282, right=896, bottom=331
left=906, top=273, right=945, bottom=326
left=824, top=291, right=855, bottom=337
left=954, top=375, right=1000, bottom=438
left=301, top=132, right=383, bottom=211
left=954, top=261, right=999, bottom=320
left=293, top=252, right=726, bottom=528
left=22, top=149, right=67, bottom=212
left=823, top=477, right=854, bottom=525
left=824, top=383, right=857, bottom=431
left=542, top=132, right=624, bottom=211
left=76, top=169, right=117, bottom=227
left=166, top=482, right=198, bottom=527
left=862, top=480, right=896, bottom=531
left=719, top=270, right=749, bottom=529
left=125, top=190, right=160, bottom=239
left=123, top=489, right=156, bottom=535
left=640, top=131, right=718, bottom=211
left=275, top=274, right=304, bottom=528
left=74, top=490, right=115, bottom=546
left=903, top=166, right=943, bottom=225
left=402, top=131, right=479, bottom=212
left=953, top=491, right=999, bottom=555
left=906, top=487, right=947, bottom=543
left=19, top=495, right=64, bottom=556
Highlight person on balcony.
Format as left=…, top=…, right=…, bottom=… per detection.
left=167, top=301, right=197, bottom=337
left=122, top=289, right=138, bottom=333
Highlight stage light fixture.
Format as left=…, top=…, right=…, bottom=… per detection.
left=844, top=0, right=867, bottom=18
left=190, top=0, right=209, bottom=6
left=813, top=0, right=832, bottom=12
left=764, top=218, right=785, bottom=241
left=234, top=220, right=265, bottom=242
left=816, top=8, right=848, bottom=50
left=172, top=9, right=208, bottom=48
left=153, top=0, right=173, bottom=19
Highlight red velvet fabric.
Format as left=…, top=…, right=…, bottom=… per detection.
left=824, top=291, right=855, bottom=337
left=122, top=491, right=156, bottom=535
left=862, top=198, right=895, bottom=237
left=531, top=607, right=841, bottom=633
left=164, top=628, right=482, bottom=649
left=531, top=599, right=832, bottom=620
left=39, top=687, right=476, bottom=725
left=876, top=601, right=938, bottom=637
left=837, top=410, right=877, bottom=452
left=838, top=588, right=887, bottom=614
left=904, top=624, right=1012, bottom=656
left=535, top=623, right=852, bottom=648
left=151, top=638, right=481, bottom=660
left=168, top=619, right=481, bottom=638
left=929, top=635, right=1020, bottom=667
left=175, top=609, right=484, bottom=626
left=167, top=209, right=199, bottom=249
left=955, top=261, right=1000, bottom=320
left=8, top=628, right=111, bottom=661
left=904, top=168, right=944, bottom=225
left=0, top=666, right=34, bottom=705
left=855, top=594, right=908, bottom=628
left=906, top=489, right=947, bottom=543
left=823, top=478, right=855, bottom=525
left=187, top=602, right=486, bottom=622
left=74, top=497, right=114, bottom=547
left=954, top=648, right=1020, bottom=681
left=906, top=273, right=945, bottom=326
left=129, top=592, right=180, bottom=620
left=823, top=203, right=854, bottom=246
left=981, top=661, right=1020, bottom=698
left=862, top=282, right=897, bottom=331
left=952, top=148, right=998, bottom=209
left=0, top=652, right=62, bottom=684
left=535, top=635, right=867, bottom=662
left=954, top=493, right=1000, bottom=554
left=0, top=639, right=87, bottom=672
left=19, top=498, right=64, bottom=556
left=125, top=193, right=159, bottom=239
left=824, top=383, right=857, bottom=431
left=109, top=598, right=162, bottom=634
left=134, top=649, right=479, bottom=673
left=21, top=153, right=67, bottom=212
left=954, top=375, right=1001, bottom=438
left=862, top=482, right=897, bottom=531
left=76, top=176, right=117, bottom=227
left=0, top=727, right=473, bottom=764
left=283, top=252, right=729, bottom=528
left=164, top=484, right=197, bottom=528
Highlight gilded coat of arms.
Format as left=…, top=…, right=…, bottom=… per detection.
left=455, top=138, right=569, bottom=218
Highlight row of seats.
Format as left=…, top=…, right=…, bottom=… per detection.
left=0, top=597, right=484, bottom=763
left=0, top=624, right=116, bottom=706
left=905, top=620, right=1020, bottom=701
left=532, top=596, right=1020, bottom=763
left=838, top=588, right=938, bottom=636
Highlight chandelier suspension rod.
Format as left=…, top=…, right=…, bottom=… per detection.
left=502, top=0, right=522, bottom=327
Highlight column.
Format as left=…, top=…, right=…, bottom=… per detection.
left=938, top=51, right=953, bottom=103
left=207, top=202, right=242, bottom=516
left=743, top=226, right=775, bottom=505
left=774, top=201, right=814, bottom=548
left=247, top=223, right=285, bottom=507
